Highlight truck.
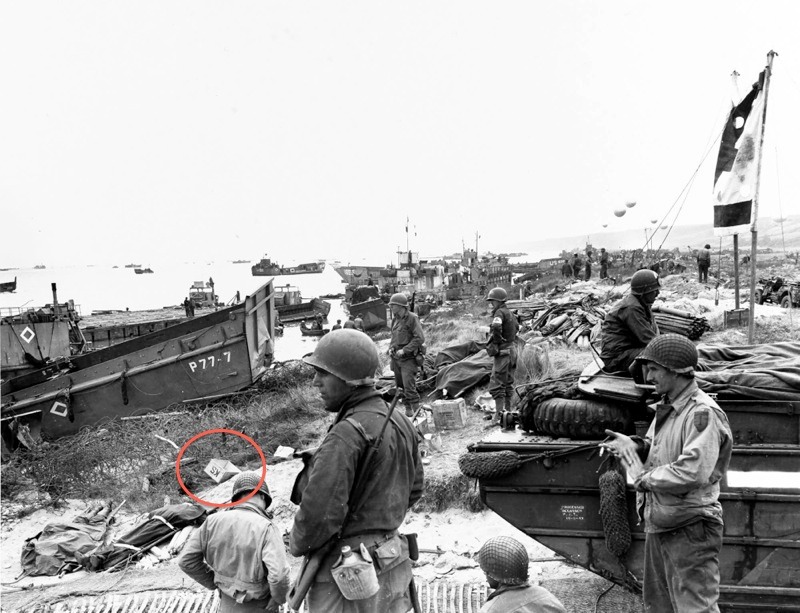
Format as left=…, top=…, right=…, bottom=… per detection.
left=755, top=276, right=799, bottom=308
left=462, top=358, right=800, bottom=611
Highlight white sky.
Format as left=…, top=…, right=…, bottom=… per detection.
left=2, top=1, right=799, bottom=268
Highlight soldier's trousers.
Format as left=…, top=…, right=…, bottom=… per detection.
left=643, top=519, right=723, bottom=613
left=306, top=558, right=413, bottom=613
left=391, top=357, right=419, bottom=407
left=488, top=347, right=517, bottom=402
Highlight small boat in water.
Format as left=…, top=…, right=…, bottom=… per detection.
left=300, top=321, right=328, bottom=336
left=273, top=285, right=331, bottom=323
left=1, top=282, right=276, bottom=449
left=134, top=267, right=154, bottom=274
left=0, top=277, right=16, bottom=293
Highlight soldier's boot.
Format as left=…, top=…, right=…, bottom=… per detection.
left=492, top=397, right=505, bottom=424
left=406, top=402, right=419, bottom=418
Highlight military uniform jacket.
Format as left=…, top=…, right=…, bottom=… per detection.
left=390, top=310, right=425, bottom=357
left=600, top=293, right=659, bottom=362
left=479, top=582, right=566, bottom=613
left=178, top=502, right=290, bottom=605
left=490, top=304, right=518, bottom=350
left=634, top=381, right=733, bottom=533
left=289, top=387, right=424, bottom=557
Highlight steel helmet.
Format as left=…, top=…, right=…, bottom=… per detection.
left=633, top=333, right=698, bottom=374
left=486, top=287, right=508, bottom=302
left=478, top=536, right=529, bottom=585
left=303, top=328, right=379, bottom=386
left=231, top=470, right=271, bottom=506
left=630, top=269, right=661, bottom=296
left=388, top=293, right=409, bottom=307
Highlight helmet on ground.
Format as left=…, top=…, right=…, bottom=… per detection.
left=633, top=333, right=698, bottom=374
left=231, top=470, right=271, bottom=506
left=630, top=269, right=661, bottom=295
left=388, top=293, right=409, bottom=307
left=303, top=328, right=379, bottom=386
left=478, top=536, right=529, bottom=585
left=486, top=287, right=508, bottom=302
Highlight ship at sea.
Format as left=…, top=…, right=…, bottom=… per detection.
left=251, top=256, right=325, bottom=276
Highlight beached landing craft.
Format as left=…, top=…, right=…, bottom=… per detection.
left=1, top=281, right=276, bottom=451
left=0, top=276, right=17, bottom=293
left=251, top=255, right=325, bottom=276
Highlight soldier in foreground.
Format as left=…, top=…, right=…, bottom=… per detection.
left=486, top=287, right=519, bottom=423
left=388, top=292, right=426, bottom=417
left=289, top=329, right=424, bottom=612
left=477, top=536, right=565, bottom=613
left=599, top=269, right=660, bottom=375
left=601, top=334, right=732, bottom=612
left=177, top=471, right=290, bottom=612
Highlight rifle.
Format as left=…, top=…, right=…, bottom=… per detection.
left=287, top=392, right=403, bottom=611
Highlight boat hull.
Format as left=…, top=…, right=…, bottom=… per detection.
left=252, top=262, right=325, bottom=276
left=348, top=298, right=388, bottom=330
left=1, top=282, right=275, bottom=446
left=277, top=298, right=331, bottom=323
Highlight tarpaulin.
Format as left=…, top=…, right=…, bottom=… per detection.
left=435, top=346, right=493, bottom=398
left=80, top=502, right=206, bottom=571
left=21, top=502, right=112, bottom=576
left=433, top=340, right=485, bottom=370
left=696, top=341, right=800, bottom=400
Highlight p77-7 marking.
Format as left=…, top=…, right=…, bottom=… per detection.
left=188, top=351, right=232, bottom=372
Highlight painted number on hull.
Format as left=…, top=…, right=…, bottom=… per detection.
left=189, top=351, right=232, bottom=372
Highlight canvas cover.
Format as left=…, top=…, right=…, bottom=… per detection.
left=434, top=341, right=493, bottom=398
left=80, top=502, right=207, bottom=571
left=21, top=502, right=112, bottom=576
left=696, top=341, right=800, bottom=400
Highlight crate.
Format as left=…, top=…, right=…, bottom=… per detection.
left=431, top=398, right=468, bottom=430
left=204, top=459, right=241, bottom=484
left=724, top=308, right=749, bottom=328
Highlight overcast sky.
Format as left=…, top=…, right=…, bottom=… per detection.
left=2, top=1, right=799, bottom=268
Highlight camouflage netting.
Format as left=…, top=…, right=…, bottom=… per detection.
left=598, top=458, right=632, bottom=558
left=458, top=450, right=522, bottom=480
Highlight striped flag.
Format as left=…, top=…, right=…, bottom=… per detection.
left=712, top=71, right=765, bottom=236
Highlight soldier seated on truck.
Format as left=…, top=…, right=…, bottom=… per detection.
left=599, top=269, right=660, bottom=375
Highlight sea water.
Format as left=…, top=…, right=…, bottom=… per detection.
left=0, top=262, right=351, bottom=361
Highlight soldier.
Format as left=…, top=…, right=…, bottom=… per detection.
left=599, top=248, right=610, bottom=279
left=388, top=292, right=425, bottom=417
left=697, top=244, right=711, bottom=283
left=477, top=536, right=565, bottom=612
left=331, top=319, right=342, bottom=331
left=289, top=329, right=424, bottom=612
left=178, top=471, right=290, bottom=613
left=343, top=315, right=356, bottom=329
left=599, top=269, right=660, bottom=374
left=601, top=335, right=733, bottom=612
left=486, top=287, right=519, bottom=424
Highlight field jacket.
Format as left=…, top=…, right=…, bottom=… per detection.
left=390, top=309, right=425, bottom=357
left=479, top=582, right=566, bottom=613
left=289, top=387, right=424, bottom=559
left=600, top=293, right=658, bottom=365
left=178, top=503, right=290, bottom=605
left=634, top=381, right=733, bottom=532
left=490, top=304, right=518, bottom=351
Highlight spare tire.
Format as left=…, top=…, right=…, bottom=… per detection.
left=532, top=397, right=631, bottom=440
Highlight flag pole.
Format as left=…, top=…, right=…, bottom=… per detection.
left=747, top=50, right=777, bottom=343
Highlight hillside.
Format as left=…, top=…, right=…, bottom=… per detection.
left=508, top=215, right=800, bottom=259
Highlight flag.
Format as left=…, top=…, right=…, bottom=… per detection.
left=712, top=71, right=765, bottom=236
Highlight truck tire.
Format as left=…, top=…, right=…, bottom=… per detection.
left=532, top=397, right=631, bottom=440
left=781, top=295, right=792, bottom=308
left=755, top=289, right=764, bottom=304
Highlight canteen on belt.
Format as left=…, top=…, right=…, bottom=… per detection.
left=331, top=543, right=379, bottom=600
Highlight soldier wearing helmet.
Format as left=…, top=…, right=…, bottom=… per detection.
left=697, top=243, right=711, bottom=284
left=599, top=269, right=661, bottom=374
left=289, top=329, right=424, bottom=612
left=477, top=536, right=565, bottom=612
left=178, top=470, right=290, bottom=612
left=388, top=292, right=426, bottom=417
left=486, top=287, right=519, bottom=423
left=601, top=334, right=732, bottom=613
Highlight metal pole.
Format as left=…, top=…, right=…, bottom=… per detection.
left=748, top=50, right=777, bottom=343
left=733, top=234, right=740, bottom=309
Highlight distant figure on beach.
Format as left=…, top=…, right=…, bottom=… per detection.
left=697, top=243, right=711, bottom=283
left=331, top=319, right=342, bottom=331
left=584, top=251, right=592, bottom=280
left=343, top=315, right=356, bottom=329
left=571, top=253, right=582, bottom=279
left=183, top=298, right=191, bottom=317
left=353, top=314, right=365, bottom=332
left=599, top=248, right=609, bottom=279
left=561, top=259, right=572, bottom=279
